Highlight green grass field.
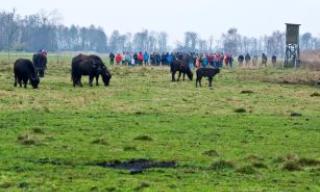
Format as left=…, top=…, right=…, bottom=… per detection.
left=0, top=53, right=320, bottom=191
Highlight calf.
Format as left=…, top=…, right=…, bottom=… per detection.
left=196, top=68, right=220, bottom=87
left=14, top=59, right=40, bottom=89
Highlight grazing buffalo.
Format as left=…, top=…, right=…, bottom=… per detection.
left=14, top=59, right=40, bottom=89
left=196, top=68, right=220, bottom=88
left=71, top=54, right=112, bottom=87
left=170, top=54, right=193, bottom=81
left=238, top=55, right=244, bottom=67
left=33, top=53, right=47, bottom=77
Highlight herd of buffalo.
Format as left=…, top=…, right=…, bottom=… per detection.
left=13, top=52, right=220, bottom=89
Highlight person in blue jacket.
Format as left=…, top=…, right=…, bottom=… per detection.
left=144, top=51, right=149, bottom=66
left=166, top=52, right=174, bottom=66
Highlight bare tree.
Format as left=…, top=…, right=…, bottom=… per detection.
left=184, top=32, right=198, bottom=52
left=222, top=28, right=241, bottom=55
left=158, top=32, right=168, bottom=52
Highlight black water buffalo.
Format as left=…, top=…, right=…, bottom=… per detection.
left=14, top=59, right=40, bottom=89
left=196, top=68, right=220, bottom=88
left=170, top=54, right=193, bottom=81
left=71, top=54, right=111, bottom=87
left=33, top=53, right=47, bottom=77
left=238, top=55, right=244, bottom=67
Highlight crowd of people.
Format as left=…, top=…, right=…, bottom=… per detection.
left=109, top=52, right=234, bottom=69
left=108, top=51, right=278, bottom=69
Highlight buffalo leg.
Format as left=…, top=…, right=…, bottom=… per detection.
left=177, top=72, right=182, bottom=81
left=39, top=70, right=44, bottom=78
left=14, top=76, right=18, bottom=87
left=208, top=77, right=213, bottom=87
left=73, top=75, right=80, bottom=87
left=78, top=76, right=83, bottom=87
left=172, top=72, right=176, bottom=82
left=18, top=78, right=22, bottom=87
left=182, top=73, right=185, bottom=81
left=89, top=76, right=94, bottom=87
left=95, top=75, right=99, bottom=86
left=23, top=77, right=28, bottom=88
left=73, top=77, right=78, bottom=87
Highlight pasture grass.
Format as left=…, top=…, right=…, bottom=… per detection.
left=0, top=53, right=320, bottom=191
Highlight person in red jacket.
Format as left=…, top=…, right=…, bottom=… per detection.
left=137, top=52, right=144, bottom=65
left=115, top=53, right=122, bottom=65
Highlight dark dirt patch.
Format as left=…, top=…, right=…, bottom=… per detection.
left=241, top=90, right=255, bottom=94
left=234, top=108, right=246, bottom=113
left=31, top=158, right=74, bottom=166
left=252, top=162, right=268, bottom=169
left=274, top=154, right=299, bottom=163
left=18, top=182, right=29, bottom=189
left=290, top=112, right=302, bottom=117
left=32, top=128, right=45, bottom=134
left=275, top=154, right=320, bottom=171
left=211, top=160, right=235, bottom=171
left=282, top=161, right=302, bottom=171
left=298, top=158, right=320, bottom=166
left=134, top=135, right=153, bottom=141
left=134, top=182, right=150, bottom=191
left=236, top=165, right=257, bottom=174
left=123, top=146, right=138, bottom=151
left=96, top=159, right=176, bottom=174
left=244, top=155, right=264, bottom=162
left=134, top=111, right=146, bottom=115
left=310, top=92, right=320, bottom=97
left=17, top=134, right=38, bottom=145
left=91, top=137, right=108, bottom=145
left=203, top=150, right=219, bottom=157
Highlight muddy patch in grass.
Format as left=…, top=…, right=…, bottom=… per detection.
left=236, top=165, right=257, bottom=175
left=275, top=154, right=320, bottom=171
left=290, top=112, right=302, bottom=117
left=91, top=137, right=109, bottom=145
left=95, top=159, right=176, bottom=174
left=203, top=150, right=219, bottom=157
left=310, top=92, right=320, bottom=97
left=30, top=158, right=74, bottom=166
left=211, top=160, right=235, bottom=171
left=234, top=108, right=247, bottom=113
left=123, top=146, right=138, bottom=151
left=17, top=134, right=38, bottom=146
left=133, top=135, right=153, bottom=141
left=241, top=90, right=255, bottom=94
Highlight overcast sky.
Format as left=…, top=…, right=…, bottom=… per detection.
left=2, top=0, right=319, bottom=45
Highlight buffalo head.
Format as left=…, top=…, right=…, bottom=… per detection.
left=30, top=76, right=40, bottom=89
left=101, top=66, right=112, bottom=86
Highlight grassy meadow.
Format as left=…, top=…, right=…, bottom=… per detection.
left=0, top=52, right=320, bottom=191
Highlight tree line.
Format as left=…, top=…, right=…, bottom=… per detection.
left=1, top=10, right=320, bottom=57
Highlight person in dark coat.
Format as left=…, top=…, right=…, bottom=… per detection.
left=109, top=53, right=115, bottom=65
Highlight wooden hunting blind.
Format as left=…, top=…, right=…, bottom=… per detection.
left=285, top=23, right=300, bottom=68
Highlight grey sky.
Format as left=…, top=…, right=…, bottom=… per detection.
left=2, top=0, right=319, bottom=45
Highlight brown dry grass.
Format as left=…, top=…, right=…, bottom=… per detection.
left=300, top=51, right=320, bottom=70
